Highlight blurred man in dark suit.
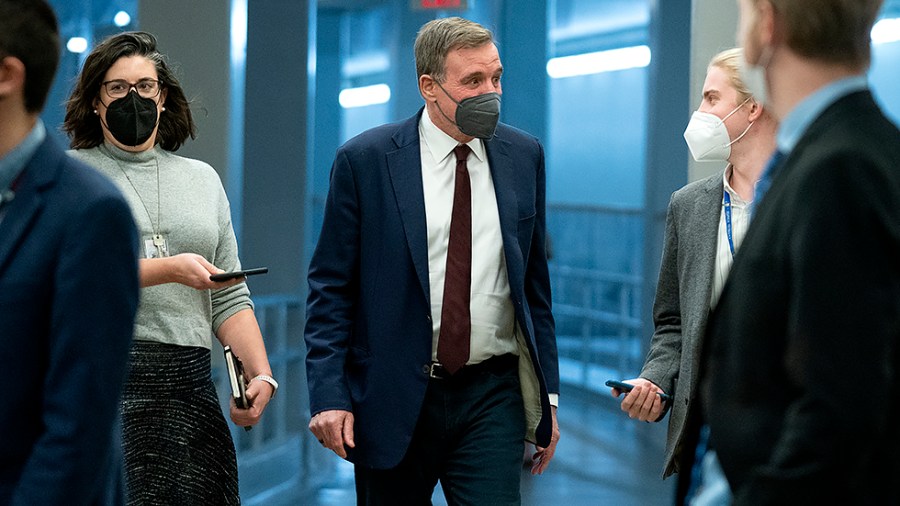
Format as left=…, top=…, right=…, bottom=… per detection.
left=0, top=1, right=140, bottom=504
left=702, top=1, right=900, bottom=504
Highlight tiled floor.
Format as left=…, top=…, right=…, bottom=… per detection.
left=279, top=384, right=676, bottom=505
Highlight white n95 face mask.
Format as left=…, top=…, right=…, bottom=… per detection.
left=683, top=98, right=753, bottom=162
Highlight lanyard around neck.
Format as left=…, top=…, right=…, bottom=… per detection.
left=723, top=190, right=735, bottom=258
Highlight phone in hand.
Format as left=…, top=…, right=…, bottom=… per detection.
left=605, top=379, right=671, bottom=402
left=224, top=345, right=253, bottom=431
left=210, top=267, right=268, bottom=282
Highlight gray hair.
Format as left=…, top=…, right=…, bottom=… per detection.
left=414, top=17, right=494, bottom=82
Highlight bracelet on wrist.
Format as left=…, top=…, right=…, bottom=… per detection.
left=251, top=374, right=278, bottom=398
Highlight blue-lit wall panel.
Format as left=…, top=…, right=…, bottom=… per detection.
left=342, top=102, right=391, bottom=143
left=547, top=67, right=647, bottom=208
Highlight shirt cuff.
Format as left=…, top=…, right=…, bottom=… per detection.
left=548, top=393, right=559, bottom=407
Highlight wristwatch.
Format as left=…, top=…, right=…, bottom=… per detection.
left=251, top=374, right=278, bottom=398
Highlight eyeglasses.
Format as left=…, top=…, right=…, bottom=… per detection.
left=101, top=79, right=162, bottom=99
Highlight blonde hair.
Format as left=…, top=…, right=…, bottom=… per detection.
left=709, top=48, right=753, bottom=104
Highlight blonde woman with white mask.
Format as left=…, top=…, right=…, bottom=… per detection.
left=607, top=48, right=777, bottom=506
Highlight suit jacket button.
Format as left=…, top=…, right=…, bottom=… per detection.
left=421, top=364, right=430, bottom=374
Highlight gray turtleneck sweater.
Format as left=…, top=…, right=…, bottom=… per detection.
left=69, top=143, right=252, bottom=349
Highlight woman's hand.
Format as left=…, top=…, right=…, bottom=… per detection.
left=229, top=376, right=274, bottom=427
left=140, top=253, right=245, bottom=289
left=168, top=253, right=245, bottom=290
left=217, top=310, right=273, bottom=429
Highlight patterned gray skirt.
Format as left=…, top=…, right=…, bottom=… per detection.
left=122, top=341, right=239, bottom=505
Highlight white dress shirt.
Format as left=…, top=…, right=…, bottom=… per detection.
left=711, top=165, right=752, bottom=308
left=419, top=108, right=519, bottom=365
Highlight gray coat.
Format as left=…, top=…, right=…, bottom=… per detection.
left=640, top=172, right=722, bottom=478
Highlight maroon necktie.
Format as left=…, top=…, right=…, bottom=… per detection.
left=437, top=144, right=473, bottom=374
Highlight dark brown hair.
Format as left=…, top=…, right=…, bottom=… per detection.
left=63, top=31, right=195, bottom=151
left=0, top=0, right=59, bottom=112
left=755, top=0, right=883, bottom=69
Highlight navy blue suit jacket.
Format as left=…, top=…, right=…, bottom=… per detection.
left=0, top=136, right=139, bottom=505
left=305, top=109, right=558, bottom=469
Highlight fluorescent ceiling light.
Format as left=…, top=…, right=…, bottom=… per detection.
left=343, top=52, right=391, bottom=78
left=547, top=45, right=651, bottom=79
left=114, top=11, right=131, bottom=27
left=230, top=0, right=248, bottom=66
left=872, top=17, right=900, bottom=45
left=339, top=84, right=391, bottom=109
left=66, top=37, right=88, bottom=54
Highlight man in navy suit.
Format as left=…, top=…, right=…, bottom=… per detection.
left=702, top=0, right=900, bottom=504
left=0, top=1, right=140, bottom=504
left=306, top=17, right=559, bottom=505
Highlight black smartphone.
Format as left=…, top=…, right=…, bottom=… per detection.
left=605, top=379, right=671, bottom=402
left=210, top=267, right=268, bottom=282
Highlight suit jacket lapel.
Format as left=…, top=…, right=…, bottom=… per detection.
left=680, top=175, right=724, bottom=389
left=692, top=176, right=725, bottom=316
left=485, top=134, right=520, bottom=268
left=387, top=113, right=430, bottom=300
left=0, top=139, right=56, bottom=277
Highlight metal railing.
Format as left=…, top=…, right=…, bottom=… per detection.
left=551, top=264, right=643, bottom=384
left=547, top=203, right=645, bottom=391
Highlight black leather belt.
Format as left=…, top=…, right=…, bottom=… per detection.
left=426, top=353, right=518, bottom=380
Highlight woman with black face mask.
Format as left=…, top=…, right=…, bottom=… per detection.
left=63, top=31, right=275, bottom=506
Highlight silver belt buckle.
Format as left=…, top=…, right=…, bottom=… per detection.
left=428, top=362, right=443, bottom=379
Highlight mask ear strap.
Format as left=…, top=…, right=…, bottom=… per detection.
left=433, top=97, right=458, bottom=127
left=726, top=121, right=753, bottom=147
left=434, top=80, right=462, bottom=106
left=722, top=96, right=753, bottom=123
left=431, top=79, right=464, bottom=128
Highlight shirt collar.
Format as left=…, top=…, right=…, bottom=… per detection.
left=419, top=107, right=486, bottom=165
left=777, top=75, right=868, bottom=154
left=0, top=120, right=46, bottom=192
left=722, top=164, right=750, bottom=206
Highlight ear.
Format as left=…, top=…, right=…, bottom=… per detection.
left=757, top=0, right=777, bottom=47
left=419, top=74, right=437, bottom=102
left=747, top=99, right=764, bottom=122
left=0, top=56, right=26, bottom=99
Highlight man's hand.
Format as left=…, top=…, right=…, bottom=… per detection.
left=613, top=378, right=667, bottom=422
left=531, top=405, right=559, bottom=475
left=309, top=409, right=355, bottom=459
